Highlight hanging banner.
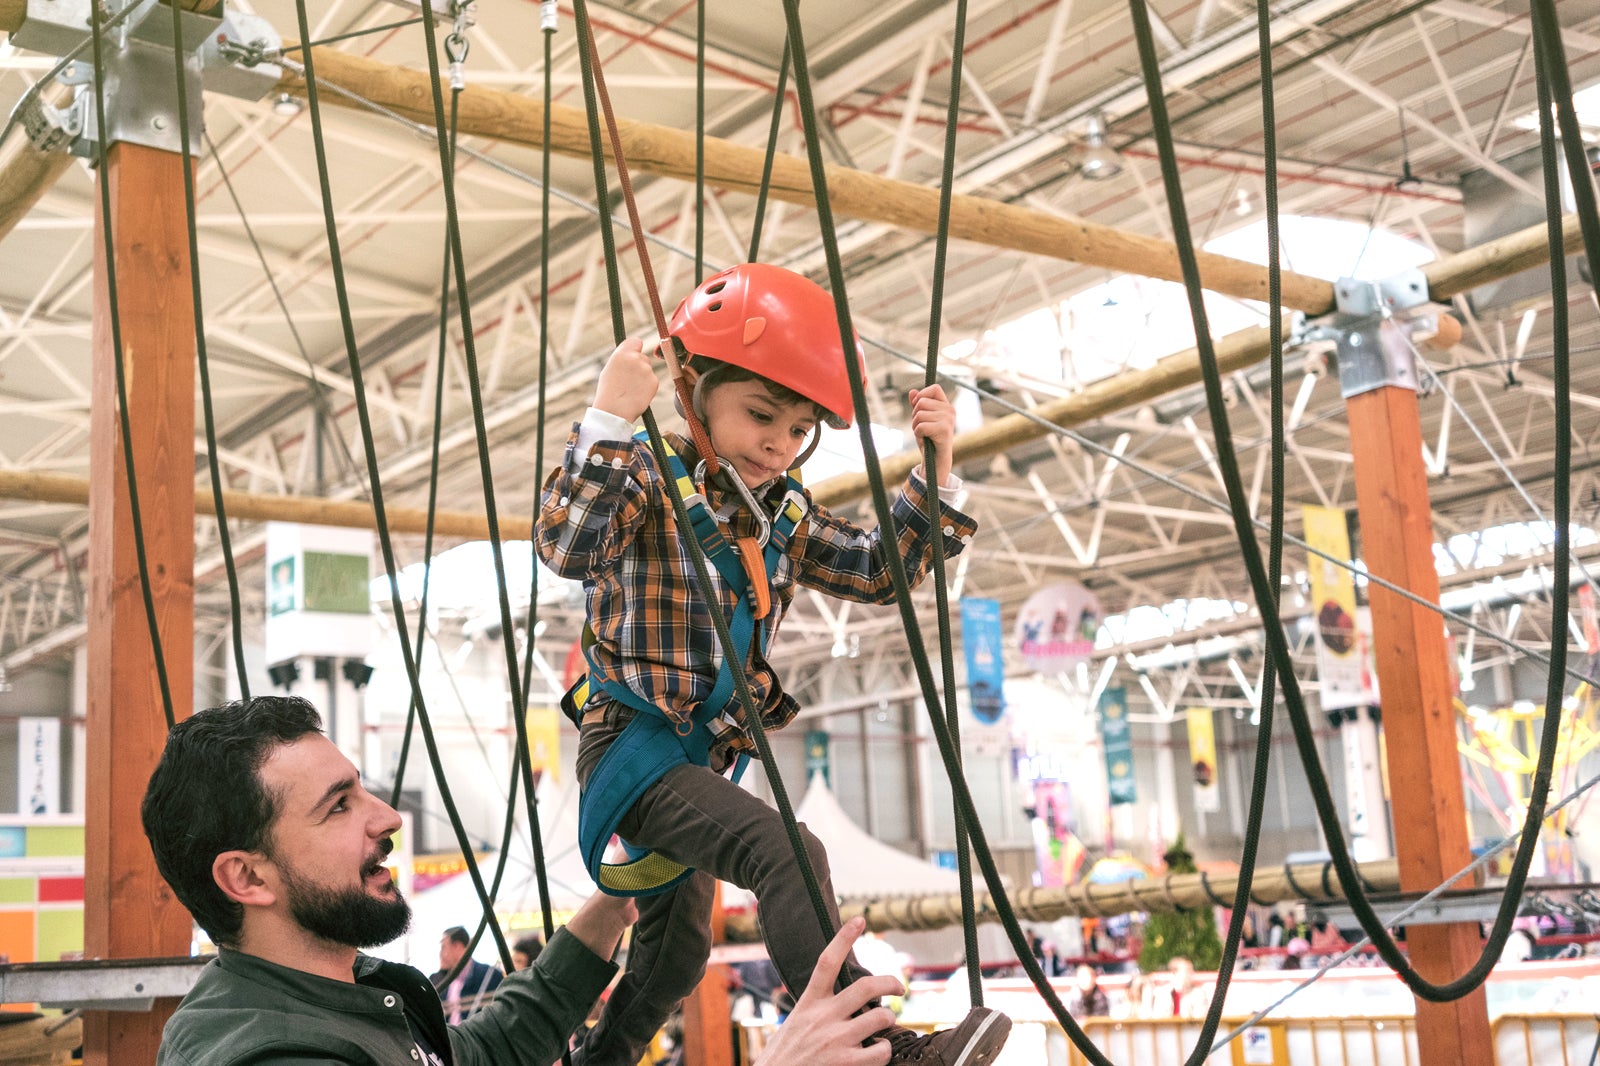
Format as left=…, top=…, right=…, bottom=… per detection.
left=17, top=718, right=59, bottom=816
left=804, top=730, right=831, bottom=786
left=524, top=707, right=561, bottom=782
left=1302, top=506, right=1371, bottom=710
left=960, top=597, right=1006, bottom=725
left=1581, top=584, right=1600, bottom=655
left=1099, top=686, right=1136, bottom=806
left=1015, top=581, right=1101, bottom=674
left=1185, top=707, right=1221, bottom=814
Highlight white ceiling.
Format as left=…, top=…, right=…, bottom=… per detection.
left=1, top=0, right=1598, bottom=714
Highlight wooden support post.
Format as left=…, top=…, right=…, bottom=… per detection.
left=1346, top=383, right=1491, bottom=1066
left=83, top=141, right=196, bottom=1066
left=683, top=883, right=735, bottom=1066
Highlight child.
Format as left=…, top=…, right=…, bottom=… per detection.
left=536, top=263, right=1010, bottom=1066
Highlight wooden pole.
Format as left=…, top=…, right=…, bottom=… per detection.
left=0, top=469, right=533, bottom=540
left=723, top=857, right=1402, bottom=941
left=0, top=88, right=76, bottom=245
left=682, top=883, right=735, bottom=1066
left=83, top=142, right=197, bottom=1066
left=274, top=46, right=1335, bottom=313
left=1346, top=382, right=1491, bottom=1066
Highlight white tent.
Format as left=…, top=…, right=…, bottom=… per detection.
left=786, top=772, right=967, bottom=900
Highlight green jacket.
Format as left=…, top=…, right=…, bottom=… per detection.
left=156, top=928, right=616, bottom=1066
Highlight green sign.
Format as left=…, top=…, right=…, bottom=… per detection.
left=804, top=730, right=830, bottom=787
left=268, top=556, right=297, bottom=617
left=302, top=552, right=371, bottom=615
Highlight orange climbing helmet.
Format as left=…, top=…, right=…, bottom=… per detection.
left=668, top=263, right=863, bottom=429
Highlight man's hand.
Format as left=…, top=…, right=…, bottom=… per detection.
left=758, top=916, right=903, bottom=1066
left=565, top=891, right=638, bottom=961
left=908, top=385, right=957, bottom=487
left=594, top=338, right=661, bottom=423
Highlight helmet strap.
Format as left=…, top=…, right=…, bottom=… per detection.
left=792, top=424, right=823, bottom=469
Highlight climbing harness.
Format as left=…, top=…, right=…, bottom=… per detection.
left=564, top=430, right=808, bottom=896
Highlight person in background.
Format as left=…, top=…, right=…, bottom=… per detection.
left=433, top=926, right=503, bottom=1023
left=1066, top=964, right=1110, bottom=1019
left=511, top=935, right=545, bottom=971
left=1165, top=956, right=1211, bottom=1019
left=1308, top=911, right=1346, bottom=955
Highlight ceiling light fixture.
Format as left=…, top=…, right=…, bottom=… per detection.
left=273, top=93, right=304, bottom=117
left=1394, top=106, right=1422, bottom=191
left=1078, top=112, right=1123, bottom=181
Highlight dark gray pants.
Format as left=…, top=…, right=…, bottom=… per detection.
left=573, top=720, right=870, bottom=1066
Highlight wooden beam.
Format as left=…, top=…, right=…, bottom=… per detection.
left=0, top=88, right=77, bottom=246
left=724, top=857, right=1401, bottom=940
left=0, top=469, right=534, bottom=540
left=275, top=46, right=1337, bottom=312
left=1346, top=382, right=1491, bottom=1066
left=83, top=142, right=197, bottom=1066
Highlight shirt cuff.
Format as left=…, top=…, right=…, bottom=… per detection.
left=576, top=407, right=636, bottom=460
left=911, top=464, right=964, bottom=492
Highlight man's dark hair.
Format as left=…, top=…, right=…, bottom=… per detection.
left=141, top=695, right=324, bottom=948
left=513, top=935, right=544, bottom=963
left=444, top=926, right=471, bottom=947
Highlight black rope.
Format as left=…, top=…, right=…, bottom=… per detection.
left=390, top=87, right=461, bottom=810
left=774, top=0, right=1105, bottom=1054
left=407, top=0, right=560, bottom=957
left=287, top=0, right=515, bottom=968
left=86, top=0, right=176, bottom=730
left=695, top=0, right=706, bottom=285
left=169, top=0, right=250, bottom=698
left=201, top=130, right=367, bottom=490
left=746, top=39, right=791, bottom=263
left=1124, top=0, right=1582, bottom=1004
left=517, top=3, right=560, bottom=797
left=919, top=0, right=981, bottom=1007
left=565, top=0, right=838, bottom=938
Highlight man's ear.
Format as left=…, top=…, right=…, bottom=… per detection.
left=213, top=850, right=277, bottom=908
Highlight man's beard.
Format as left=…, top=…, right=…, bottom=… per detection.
left=276, top=849, right=412, bottom=949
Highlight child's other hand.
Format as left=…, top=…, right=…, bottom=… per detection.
left=594, top=338, right=660, bottom=423
left=909, top=384, right=957, bottom=487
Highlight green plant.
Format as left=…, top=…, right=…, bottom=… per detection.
left=1138, top=834, right=1222, bottom=972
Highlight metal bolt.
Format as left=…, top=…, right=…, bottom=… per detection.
left=1349, top=332, right=1362, bottom=347
left=152, top=116, right=168, bottom=130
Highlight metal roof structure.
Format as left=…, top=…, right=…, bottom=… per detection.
left=0, top=0, right=1597, bottom=718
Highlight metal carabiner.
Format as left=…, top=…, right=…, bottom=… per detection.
left=694, top=457, right=772, bottom=548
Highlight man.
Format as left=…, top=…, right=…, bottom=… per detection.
left=143, top=694, right=906, bottom=1066
left=1065, top=964, right=1109, bottom=1019
left=432, top=927, right=502, bottom=1023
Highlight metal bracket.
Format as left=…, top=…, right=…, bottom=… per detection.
left=1298, top=268, right=1442, bottom=399
left=18, top=92, right=84, bottom=155
left=0, top=956, right=208, bottom=1011
left=14, top=0, right=282, bottom=158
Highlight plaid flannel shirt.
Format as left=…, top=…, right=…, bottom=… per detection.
left=536, top=426, right=978, bottom=750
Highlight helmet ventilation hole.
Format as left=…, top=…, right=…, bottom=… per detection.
left=707, top=301, right=723, bottom=312
left=706, top=281, right=727, bottom=294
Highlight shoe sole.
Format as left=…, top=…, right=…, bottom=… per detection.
left=949, top=1012, right=1012, bottom=1066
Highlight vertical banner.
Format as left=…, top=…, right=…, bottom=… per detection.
left=960, top=597, right=1006, bottom=724
left=1099, top=686, right=1136, bottom=806
left=804, top=730, right=831, bottom=786
left=1185, top=707, right=1221, bottom=813
left=524, top=707, right=561, bottom=782
left=1302, top=506, right=1371, bottom=710
left=1581, top=584, right=1600, bottom=655
left=17, top=718, right=59, bottom=816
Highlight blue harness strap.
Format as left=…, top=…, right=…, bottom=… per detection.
left=568, top=430, right=806, bottom=897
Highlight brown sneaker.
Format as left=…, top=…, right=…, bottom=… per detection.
left=881, top=1007, right=1012, bottom=1066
